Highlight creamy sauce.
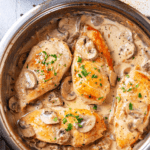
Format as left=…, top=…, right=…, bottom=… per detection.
left=7, top=12, right=150, bottom=150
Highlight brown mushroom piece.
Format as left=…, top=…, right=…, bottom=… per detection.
left=18, top=120, right=35, bottom=138
left=18, top=53, right=28, bottom=69
left=61, top=76, right=76, bottom=101
left=91, top=16, right=104, bottom=26
left=24, top=70, right=37, bottom=89
left=119, top=42, right=136, bottom=60
left=76, top=36, right=98, bottom=60
left=75, top=115, right=96, bottom=133
left=26, top=100, right=43, bottom=112
left=109, top=71, right=117, bottom=86
left=56, top=128, right=70, bottom=145
left=142, top=60, right=150, bottom=72
left=46, top=91, right=63, bottom=107
left=8, top=96, right=20, bottom=112
left=40, top=109, right=59, bottom=124
left=36, top=141, right=47, bottom=148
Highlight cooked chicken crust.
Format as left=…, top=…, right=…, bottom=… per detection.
left=72, top=25, right=115, bottom=105
left=115, top=66, right=150, bottom=148
left=15, top=38, right=72, bottom=110
left=21, top=107, right=106, bottom=147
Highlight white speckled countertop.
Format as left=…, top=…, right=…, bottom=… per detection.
left=0, top=0, right=149, bottom=41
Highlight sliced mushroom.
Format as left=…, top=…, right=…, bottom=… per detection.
left=109, top=71, right=117, bottom=86
left=142, top=60, right=150, bottom=72
left=46, top=91, right=63, bottom=107
left=67, top=32, right=80, bottom=44
left=109, top=98, right=117, bottom=123
left=119, top=29, right=133, bottom=42
left=18, top=120, right=35, bottom=138
left=24, top=70, right=37, bottom=89
left=36, top=141, right=47, bottom=148
left=56, top=128, right=70, bottom=144
left=26, top=100, right=43, bottom=111
left=61, top=76, right=76, bottom=101
left=91, top=16, right=104, bottom=26
left=75, top=115, right=96, bottom=133
left=114, top=63, right=131, bottom=78
left=8, top=96, right=20, bottom=112
left=18, top=53, right=28, bottom=69
left=40, top=144, right=60, bottom=150
left=40, top=109, right=59, bottom=124
left=119, top=42, right=136, bottom=60
left=76, top=36, right=98, bottom=60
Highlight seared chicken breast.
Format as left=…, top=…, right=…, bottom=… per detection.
left=114, top=66, right=150, bottom=148
left=15, top=38, right=72, bottom=110
left=19, top=107, right=106, bottom=147
left=72, top=25, right=116, bottom=105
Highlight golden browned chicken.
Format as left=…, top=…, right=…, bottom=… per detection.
left=15, top=38, right=72, bottom=110
left=19, top=107, right=106, bottom=147
left=114, top=66, right=150, bottom=149
left=72, top=25, right=116, bottom=105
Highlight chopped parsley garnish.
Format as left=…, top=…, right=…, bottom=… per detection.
left=98, top=69, right=100, bottom=73
left=93, top=105, right=97, bottom=110
left=144, top=111, right=147, bottom=115
left=64, top=64, right=66, bottom=67
left=92, top=74, right=98, bottom=78
left=116, top=96, right=121, bottom=102
left=77, top=56, right=82, bottom=63
left=81, top=69, right=90, bottom=77
left=121, top=87, right=126, bottom=92
left=62, top=118, right=67, bottom=124
left=41, top=70, right=44, bottom=72
left=78, top=124, right=83, bottom=128
left=51, top=54, right=57, bottom=61
left=117, top=78, right=120, bottom=81
left=138, top=93, right=142, bottom=98
left=26, top=64, right=28, bottom=68
left=54, top=70, right=57, bottom=76
left=105, top=117, right=108, bottom=119
left=80, top=65, right=85, bottom=69
left=58, top=54, right=63, bottom=58
left=126, top=74, right=130, bottom=78
left=129, top=102, right=133, bottom=110
left=36, top=70, right=39, bottom=72
left=127, top=88, right=132, bottom=92
left=98, top=97, right=103, bottom=100
left=92, top=61, right=95, bottom=63
left=50, top=60, right=55, bottom=64
left=135, top=83, right=139, bottom=88
left=65, top=123, right=73, bottom=131
left=99, top=79, right=102, bottom=81
left=132, top=57, right=135, bottom=59
left=53, top=117, right=58, bottom=122
left=78, top=74, right=82, bottom=78
left=42, top=51, right=48, bottom=61
left=48, top=68, right=51, bottom=71
left=100, top=83, right=102, bottom=87
left=54, top=137, right=57, bottom=140
left=41, top=61, right=45, bottom=65
left=44, top=78, right=52, bottom=82
left=129, top=82, right=132, bottom=85
left=94, top=67, right=97, bottom=70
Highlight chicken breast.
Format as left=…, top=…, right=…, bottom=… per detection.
left=114, top=66, right=150, bottom=148
left=19, top=107, right=106, bottom=147
left=72, top=25, right=116, bottom=105
left=15, top=38, right=72, bottom=110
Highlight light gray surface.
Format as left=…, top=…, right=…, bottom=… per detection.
left=0, top=0, right=47, bottom=41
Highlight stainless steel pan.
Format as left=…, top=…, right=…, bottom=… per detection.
left=0, top=0, right=150, bottom=149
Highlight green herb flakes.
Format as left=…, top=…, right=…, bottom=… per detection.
left=138, top=93, right=142, bottom=98
left=129, top=102, right=133, bottom=110
left=77, top=57, right=82, bottom=63
left=93, top=105, right=97, bottom=110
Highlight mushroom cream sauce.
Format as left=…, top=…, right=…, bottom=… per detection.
left=7, top=12, right=150, bottom=150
